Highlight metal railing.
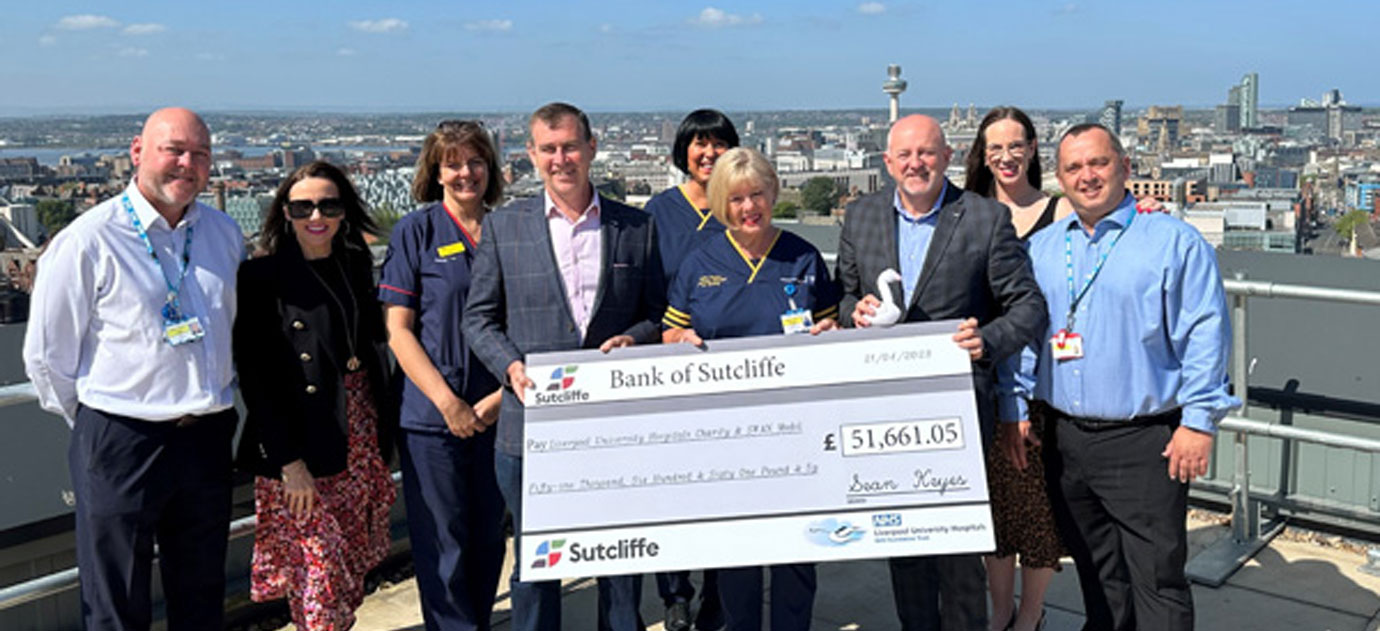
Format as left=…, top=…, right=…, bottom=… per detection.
left=1185, top=278, right=1380, bottom=586
left=0, top=386, right=405, bottom=613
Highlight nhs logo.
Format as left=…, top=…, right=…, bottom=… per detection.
left=872, top=513, right=902, bottom=528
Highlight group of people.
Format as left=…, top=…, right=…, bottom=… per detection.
left=21, top=100, right=1235, bottom=631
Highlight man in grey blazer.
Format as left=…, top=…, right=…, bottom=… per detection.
left=464, top=102, right=665, bottom=631
left=837, top=114, right=1046, bottom=631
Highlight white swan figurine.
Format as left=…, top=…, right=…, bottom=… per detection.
left=870, top=268, right=903, bottom=327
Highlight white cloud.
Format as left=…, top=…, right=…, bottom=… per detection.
left=38, top=35, right=57, bottom=46
left=464, top=19, right=513, bottom=32
left=123, top=23, right=167, bottom=36
left=690, top=7, right=763, bottom=28
left=1055, top=3, right=1078, bottom=14
left=348, top=18, right=408, bottom=33
left=599, top=24, right=614, bottom=34
left=858, top=2, right=886, bottom=14
left=337, top=48, right=357, bottom=56
left=56, top=14, right=120, bottom=30
left=117, top=47, right=149, bottom=57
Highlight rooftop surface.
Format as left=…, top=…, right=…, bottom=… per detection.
left=325, top=512, right=1380, bottom=631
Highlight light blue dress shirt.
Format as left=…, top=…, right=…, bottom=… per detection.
left=1001, top=193, right=1240, bottom=434
left=894, top=181, right=946, bottom=307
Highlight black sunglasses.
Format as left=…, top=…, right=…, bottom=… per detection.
left=285, top=198, right=346, bottom=219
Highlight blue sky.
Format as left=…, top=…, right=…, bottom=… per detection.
left=0, top=1, right=1373, bottom=114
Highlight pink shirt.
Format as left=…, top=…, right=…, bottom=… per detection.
left=545, top=188, right=603, bottom=339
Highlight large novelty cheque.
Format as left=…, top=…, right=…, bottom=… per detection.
left=519, top=321, right=993, bottom=580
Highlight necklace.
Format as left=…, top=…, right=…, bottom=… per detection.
left=304, top=255, right=362, bottom=372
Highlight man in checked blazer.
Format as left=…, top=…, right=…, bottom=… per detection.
left=837, top=114, right=1046, bottom=631
left=464, top=102, right=664, bottom=631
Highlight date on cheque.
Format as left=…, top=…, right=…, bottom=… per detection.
left=839, top=418, right=963, bottom=456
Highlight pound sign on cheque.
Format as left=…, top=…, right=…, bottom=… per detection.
left=822, top=433, right=837, bottom=451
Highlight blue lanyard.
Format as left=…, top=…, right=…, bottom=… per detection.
left=121, top=194, right=194, bottom=320
left=1063, top=211, right=1134, bottom=332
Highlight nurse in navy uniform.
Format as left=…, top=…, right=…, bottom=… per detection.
left=662, top=148, right=840, bottom=631
left=378, top=120, right=508, bottom=631
left=642, top=109, right=739, bottom=631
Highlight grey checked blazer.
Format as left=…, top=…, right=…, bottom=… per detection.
left=463, top=193, right=665, bottom=456
left=836, top=181, right=1046, bottom=437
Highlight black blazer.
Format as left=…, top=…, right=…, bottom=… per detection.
left=836, top=182, right=1047, bottom=434
left=463, top=193, right=666, bottom=456
left=233, top=242, right=396, bottom=479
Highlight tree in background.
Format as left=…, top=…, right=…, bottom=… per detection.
left=772, top=201, right=799, bottom=219
left=800, top=177, right=839, bottom=214
left=35, top=199, right=76, bottom=237
left=1334, top=209, right=1372, bottom=241
left=370, top=202, right=404, bottom=244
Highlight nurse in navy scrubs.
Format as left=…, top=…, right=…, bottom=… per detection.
left=644, top=109, right=739, bottom=283
left=379, top=120, right=506, bottom=631
left=663, top=148, right=840, bottom=631
left=643, top=109, right=738, bottom=631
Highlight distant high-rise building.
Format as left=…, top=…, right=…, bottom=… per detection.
left=1239, top=73, right=1259, bottom=128
left=881, top=64, right=907, bottom=123
left=1099, top=100, right=1124, bottom=135
left=1137, top=105, right=1183, bottom=153
left=948, top=103, right=961, bottom=128
left=660, top=120, right=676, bottom=143
left=1215, top=103, right=1241, bottom=133
left=966, top=103, right=977, bottom=127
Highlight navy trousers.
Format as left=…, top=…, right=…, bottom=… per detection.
left=887, top=553, right=987, bottom=631
left=657, top=569, right=722, bottom=627
left=69, top=405, right=236, bottom=631
left=717, top=564, right=815, bottom=631
left=400, top=428, right=507, bottom=631
left=494, top=451, right=644, bottom=631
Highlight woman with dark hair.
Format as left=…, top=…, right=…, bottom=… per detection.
left=963, top=106, right=1066, bottom=631
left=377, top=120, right=507, bottom=630
left=235, top=160, right=396, bottom=630
left=646, top=108, right=741, bottom=282
left=641, top=109, right=739, bottom=631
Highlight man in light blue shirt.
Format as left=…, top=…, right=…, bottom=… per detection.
left=1001, top=123, right=1238, bottom=631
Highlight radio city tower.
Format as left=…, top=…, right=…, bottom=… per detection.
left=883, top=64, right=907, bottom=123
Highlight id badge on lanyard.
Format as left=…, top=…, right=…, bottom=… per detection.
left=779, top=282, right=814, bottom=335
left=122, top=194, right=204, bottom=347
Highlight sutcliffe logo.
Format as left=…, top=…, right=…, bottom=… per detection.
left=531, top=537, right=661, bottom=568
left=547, top=365, right=578, bottom=391
left=535, top=365, right=590, bottom=405
left=531, top=539, right=565, bottom=569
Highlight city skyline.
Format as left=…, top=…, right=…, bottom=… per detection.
left=1, top=1, right=1377, bottom=115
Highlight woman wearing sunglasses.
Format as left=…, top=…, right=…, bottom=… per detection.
left=377, top=120, right=507, bottom=630
left=234, top=160, right=397, bottom=631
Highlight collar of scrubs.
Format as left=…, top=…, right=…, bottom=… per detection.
left=725, top=228, right=782, bottom=284
left=676, top=184, right=714, bottom=230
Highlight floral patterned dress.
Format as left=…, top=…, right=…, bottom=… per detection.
left=250, top=371, right=396, bottom=630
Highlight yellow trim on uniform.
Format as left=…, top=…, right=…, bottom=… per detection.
left=813, top=305, right=839, bottom=321
left=677, top=184, right=714, bottom=231
left=663, top=306, right=691, bottom=327
left=726, top=229, right=782, bottom=284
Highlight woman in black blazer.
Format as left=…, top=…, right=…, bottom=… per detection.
left=234, top=160, right=397, bottom=631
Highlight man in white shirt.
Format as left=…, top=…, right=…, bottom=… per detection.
left=23, top=107, right=244, bottom=631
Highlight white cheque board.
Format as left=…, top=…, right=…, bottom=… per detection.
left=520, top=321, right=993, bottom=581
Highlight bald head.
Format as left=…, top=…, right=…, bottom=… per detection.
left=884, top=115, right=952, bottom=213
left=130, top=107, right=212, bottom=222
left=887, top=114, right=946, bottom=152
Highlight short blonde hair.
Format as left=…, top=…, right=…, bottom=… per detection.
left=707, top=147, right=779, bottom=229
